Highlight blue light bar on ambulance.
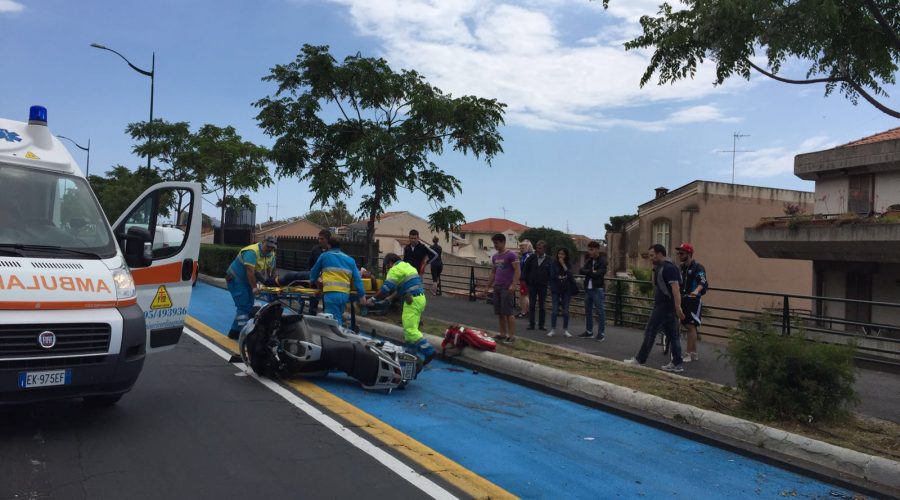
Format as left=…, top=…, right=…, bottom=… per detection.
left=29, top=105, right=48, bottom=126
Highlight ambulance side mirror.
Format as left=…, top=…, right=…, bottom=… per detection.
left=124, top=226, right=153, bottom=269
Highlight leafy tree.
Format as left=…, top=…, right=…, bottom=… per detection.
left=601, top=0, right=900, bottom=117
left=183, top=125, right=272, bottom=244
left=254, top=44, right=505, bottom=265
left=605, top=214, right=638, bottom=232
left=304, top=200, right=354, bottom=227
left=519, top=227, right=577, bottom=261
left=126, top=120, right=198, bottom=181
left=89, top=166, right=162, bottom=222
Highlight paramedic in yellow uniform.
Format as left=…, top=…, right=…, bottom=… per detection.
left=367, top=253, right=435, bottom=366
left=225, top=235, right=277, bottom=339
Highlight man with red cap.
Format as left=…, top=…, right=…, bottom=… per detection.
left=675, top=243, right=708, bottom=362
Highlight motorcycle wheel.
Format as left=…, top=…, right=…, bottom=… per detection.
left=242, top=331, right=273, bottom=377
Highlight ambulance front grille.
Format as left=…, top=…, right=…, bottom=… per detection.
left=30, top=261, right=84, bottom=270
left=0, top=323, right=111, bottom=358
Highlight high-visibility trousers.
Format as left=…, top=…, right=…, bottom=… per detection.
left=228, top=279, right=254, bottom=335
left=323, top=291, right=349, bottom=327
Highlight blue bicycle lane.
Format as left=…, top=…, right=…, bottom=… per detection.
left=188, top=283, right=858, bottom=499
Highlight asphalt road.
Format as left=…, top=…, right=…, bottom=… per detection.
left=0, top=336, right=432, bottom=500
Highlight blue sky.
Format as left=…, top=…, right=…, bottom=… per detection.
left=3, top=0, right=899, bottom=238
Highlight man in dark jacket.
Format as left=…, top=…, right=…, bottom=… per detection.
left=523, top=240, right=551, bottom=331
left=578, top=240, right=607, bottom=340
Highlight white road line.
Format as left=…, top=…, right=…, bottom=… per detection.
left=182, top=327, right=457, bottom=500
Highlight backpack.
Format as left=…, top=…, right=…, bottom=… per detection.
left=441, top=324, right=497, bottom=353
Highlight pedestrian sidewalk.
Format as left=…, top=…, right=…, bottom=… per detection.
left=422, top=294, right=900, bottom=423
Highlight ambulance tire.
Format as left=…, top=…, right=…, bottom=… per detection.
left=83, top=394, right=123, bottom=408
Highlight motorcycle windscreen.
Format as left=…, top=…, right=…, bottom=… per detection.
left=113, top=182, right=202, bottom=353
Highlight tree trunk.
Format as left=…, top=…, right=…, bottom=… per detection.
left=217, top=181, right=227, bottom=245
left=366, top=180, right=383, bottom=271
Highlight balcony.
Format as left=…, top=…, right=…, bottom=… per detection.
left=744, top=213, right=900, bottom=262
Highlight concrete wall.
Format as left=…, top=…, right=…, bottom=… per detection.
left=369, top=213, right=453, bottom=257
left=872, top=263, right=900, bottom=328
left=614, top=182, right=815, bottom=318
left=875, top=171, right=900, bottom=212
left=814, top=176, right=848, bottom=214
left=457, top=230, right=521, bottom=265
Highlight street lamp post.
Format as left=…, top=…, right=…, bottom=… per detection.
left=57, top=135, right=91, bottom=177
left=91, top=43, right=155, bottom=174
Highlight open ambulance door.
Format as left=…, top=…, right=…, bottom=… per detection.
left=112, top=182, right=202, bottom=353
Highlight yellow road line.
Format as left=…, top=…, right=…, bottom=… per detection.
left=185, top=315, right=514, bottom=500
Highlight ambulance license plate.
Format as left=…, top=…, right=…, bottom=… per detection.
left=18, top=369, right=72, bottom=389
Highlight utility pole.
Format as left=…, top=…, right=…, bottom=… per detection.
left=718, top=132, right=754, bottom=185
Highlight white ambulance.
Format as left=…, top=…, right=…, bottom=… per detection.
left=0, top=106, right=201, bottom=406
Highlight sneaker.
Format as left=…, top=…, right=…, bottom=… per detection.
left=538, top=326, right=547, bottom=331
left=577, top=331, right=593, bottom=338
left=563, top=330, right=572, bottom=337
left=691, top=352, right=699, bottom=361
left=503, top=336, right=515, bottom=344
left=623, top=358, right=644, bottom=366
left=526, top=326, right=535, bottom=331
left=593, top=334, right=606, bottom=342
left=661, top=362, right=684, bottom=373
left=546, top=329, right=556, bottom=337
left=680, top=356, right=691, bottom=364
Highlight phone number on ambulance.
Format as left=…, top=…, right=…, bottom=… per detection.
left=144, top=307, right=188, bottom=320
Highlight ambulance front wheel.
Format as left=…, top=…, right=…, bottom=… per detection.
left=83, top=394, right=124, bottom=408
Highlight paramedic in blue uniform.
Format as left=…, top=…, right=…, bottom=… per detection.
left=225, top=236, right=278, bottom=339
left=309, top=237, right=365, bottom=327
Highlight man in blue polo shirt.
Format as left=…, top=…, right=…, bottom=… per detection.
left=624, top=244, right=686, bottom=372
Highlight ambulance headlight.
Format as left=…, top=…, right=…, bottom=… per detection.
left=112, top=266, right=136, bottom=300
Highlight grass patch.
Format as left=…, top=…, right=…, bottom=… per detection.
left=366, top=311, right=900, bottom=461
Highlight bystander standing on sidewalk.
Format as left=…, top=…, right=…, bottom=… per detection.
left=404, top=229, right=438, bottom=277
left=579, top=240, right=607, bottom=341
left=548, top=247, right=576, bottom=338
left=524, top=240, right=551, bottom=331
left=428, top=236, right=444, bottom=295
left=516, top=240, right=534, bottom=318
left=625, top=244, right=686, bottom=372
left=676, top=243, right=708, bottom=363
left=486, top=233, right=520, bottom=343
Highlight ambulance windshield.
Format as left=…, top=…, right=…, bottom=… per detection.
left=0, top=164, right=116, bottom=258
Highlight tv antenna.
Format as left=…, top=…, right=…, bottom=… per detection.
left=266, top=201, right=280, bottom=221
left=717, top=132, right=754, bottom=184
left=501, top=206, right=509, bottom=219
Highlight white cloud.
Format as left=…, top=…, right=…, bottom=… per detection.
left=0, top=0, right=24, bottom=13
left=731, top=136, right=835, bottom=178
left=329, top=0, right=748, bottom=131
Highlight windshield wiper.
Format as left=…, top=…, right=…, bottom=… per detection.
left=0, top=247, right=23, bottom=256
left=0, top=244, right=103, bottom=260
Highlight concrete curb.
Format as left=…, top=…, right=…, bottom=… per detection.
left=353, top=315, right=900, bottom=492
left=198, top=273, right=227, bottom=288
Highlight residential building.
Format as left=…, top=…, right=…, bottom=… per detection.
left=456, top=218, right=528, bottom=265
left=606, top=181, right=815, bottom=323
left=745, top=128, right=900, bottom=342
left=346, top=211, right=456, bottom=257
left=255, top=218, right=323, bottom=241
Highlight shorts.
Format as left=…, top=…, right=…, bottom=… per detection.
left=681, top=295, right=702, bottom=326
left=519, top=282, right=528, bottom=295
left=493, top=285, right=515, bottom=316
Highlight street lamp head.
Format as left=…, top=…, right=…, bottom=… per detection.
left=90, top=43, right=107, bottom=49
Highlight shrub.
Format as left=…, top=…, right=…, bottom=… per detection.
left=199, top=244, right=242, bottom=277
left=725, top=315, right=858, bottom=422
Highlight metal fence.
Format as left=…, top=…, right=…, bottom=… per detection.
left=409, top=259, right=900, bottom=365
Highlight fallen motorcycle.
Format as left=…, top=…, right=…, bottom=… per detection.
left=238, top=300, right=419, bottom=392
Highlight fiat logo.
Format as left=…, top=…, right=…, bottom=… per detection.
left=38, top=331, right=56, bottom=349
